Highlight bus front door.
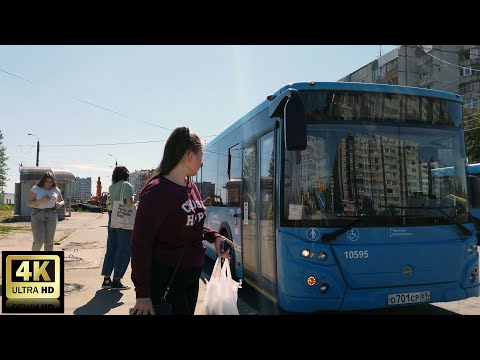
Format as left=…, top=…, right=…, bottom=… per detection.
left=242, top=132, right=277, bottom=298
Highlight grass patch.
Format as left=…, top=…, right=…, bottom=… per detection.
left=0, top=214, right=15, bottom=223
left=0, top=204, right=14, bottom=211
left=0, top=225, right=30, bottom=235
left=0, top=205, right=15, bottom=222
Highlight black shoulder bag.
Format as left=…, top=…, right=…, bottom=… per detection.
left=152, top=245, right=186, bottom=315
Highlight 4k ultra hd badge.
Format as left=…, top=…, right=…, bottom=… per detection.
left=2, top=251, right=64, bottom=313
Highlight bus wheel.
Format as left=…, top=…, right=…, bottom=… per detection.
left=228, top=250, right=239, bottom=282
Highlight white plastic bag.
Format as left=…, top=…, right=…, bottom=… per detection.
left=199, top=258, right=242, bottom=315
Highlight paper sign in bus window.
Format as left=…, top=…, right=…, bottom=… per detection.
left=243, top=202, right=248, bottom=225
left=288, top=204, right=303, bottom=220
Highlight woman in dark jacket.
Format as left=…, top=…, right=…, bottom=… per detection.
left=129, top=126, right=233, bottom=315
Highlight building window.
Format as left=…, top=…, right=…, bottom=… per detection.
left=418, top=67, right=433, bottom=81
left=465, top=98, right=480, bottom=108
left=386, top=59, right=398, bottom=73
left=470, top=49, right=480, bottom=59
left=421, top=54, right=433, bottom=64
left=461, top=67, right=472, bottom=77
left=373, top=65, right=387, bottom=78
left=460, top=82, right=480, bottom=94
left=389, top=77, right=399, bottom=85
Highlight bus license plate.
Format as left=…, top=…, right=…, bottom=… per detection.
left=387, top=291, right=430, bottom=306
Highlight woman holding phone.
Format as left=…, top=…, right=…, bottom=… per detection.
left=27, top=171, right=64, bottom=251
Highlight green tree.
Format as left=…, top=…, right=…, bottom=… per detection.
left=464, top=104, right=480, bottom=163
left=0, top=130, right=8, bottom=191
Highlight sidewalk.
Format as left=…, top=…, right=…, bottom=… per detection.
left=0, top=211, right=207, bottom=315
left=61, top=213, right=207, bottom=314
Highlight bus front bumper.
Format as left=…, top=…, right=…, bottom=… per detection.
left=278, top=282, right=480, bottom=312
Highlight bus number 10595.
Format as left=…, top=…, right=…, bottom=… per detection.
left=344, top=250, right=369, bottom=259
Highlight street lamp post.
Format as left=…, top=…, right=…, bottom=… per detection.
left=108, top=153, right=118, bottom=166
left=28, top=133, right=40, bottom=166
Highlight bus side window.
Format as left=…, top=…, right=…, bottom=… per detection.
left=200, top=143, right=219, bottom=206
left=225, top=144, right=241, bottom=207
left=218, top=135, right=241, bottom=208
left=469, top=175, right=480, bottom=208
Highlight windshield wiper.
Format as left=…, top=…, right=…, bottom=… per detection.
left=321, top=216, right=371, bottom=243
left=379, top=205, right=472, bottom=237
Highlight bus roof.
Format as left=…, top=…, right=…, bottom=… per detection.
left=208, top=82, right=463, bottom=148
left=467, top=163, right=480, bottom=174
left=279, top=82, right=462, bottom=103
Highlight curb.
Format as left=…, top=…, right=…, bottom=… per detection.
left=54, top=212, right=104, bottom=245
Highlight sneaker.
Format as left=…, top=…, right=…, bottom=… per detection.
left=101, top=277, right=112, bottom=289
left=110, top=279, right=130, bottom=290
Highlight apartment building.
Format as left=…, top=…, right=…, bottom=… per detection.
left=129, top=169, right=155, bottom=196
left=339, top=45, right=480, bottom=109
left=70, top=177, right=92, bottom=202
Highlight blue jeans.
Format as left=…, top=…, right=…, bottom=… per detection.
left=101, top=211, right=132, bottom=279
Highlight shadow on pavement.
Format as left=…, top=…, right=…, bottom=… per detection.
left=73, top=289, right=124, bottom=315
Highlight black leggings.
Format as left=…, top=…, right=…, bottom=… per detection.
left=150, top=265, right=203, bottom=315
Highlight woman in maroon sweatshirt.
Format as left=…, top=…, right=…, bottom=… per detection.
left=129, top=126, right=233, bottom=315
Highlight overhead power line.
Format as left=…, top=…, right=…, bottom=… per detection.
left=71, top=97, right=129, bottom=118
left=42, top=139, right=169, bottom=148
left=0, top=66, right=172, bottom=132
left=0, top=68, right=32, bottom=84
left=6, top=132, right=218, bottom=150
left=417, top=45, right=480, bottom=73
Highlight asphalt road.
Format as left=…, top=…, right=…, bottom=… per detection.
left=201, top=257, right=480, bottom=315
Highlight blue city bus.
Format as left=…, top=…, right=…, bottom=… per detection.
left=467, top=163, right=480, bottom=243
left=196, top=82, right=479, bottom=312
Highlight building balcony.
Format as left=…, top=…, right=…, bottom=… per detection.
left=460, top=58, right=480, bottom=67
left=459, top=73, right=480, bottom=85
left=459, top=86, right=480, bottom=96
left=417, top=76, right=435, bottom=89
left=417, top=59, right=433, bottom=69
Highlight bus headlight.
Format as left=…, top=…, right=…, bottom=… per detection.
left=307, top=276, right=316, bottom=286
left=468, top=244, right=477, bottom=254
left=469, top=274, right=476, bottom=283
left=475, top=265, right=479, bottom=275
left=318, top=252, right=327, bottom=261
left=302, top=249, right=312, bottom=258
left=319, top=283, right=329, bottom=293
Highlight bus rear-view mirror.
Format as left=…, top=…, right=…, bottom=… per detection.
left=284, top=94, right=307, bottom=151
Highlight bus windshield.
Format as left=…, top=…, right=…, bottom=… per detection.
left=282, top=90, right=468, bottom=227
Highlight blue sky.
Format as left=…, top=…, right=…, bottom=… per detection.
left=0, top=45, right=397, bottom=194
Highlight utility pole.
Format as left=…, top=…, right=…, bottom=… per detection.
left=28, top=133, right=40, bottom=166
left=36, top=139, right=39, bottom=166
left=108, top=153, right=118, bottom=166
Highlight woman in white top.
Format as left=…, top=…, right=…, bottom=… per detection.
left=27, top=172, right=65, bottom=251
